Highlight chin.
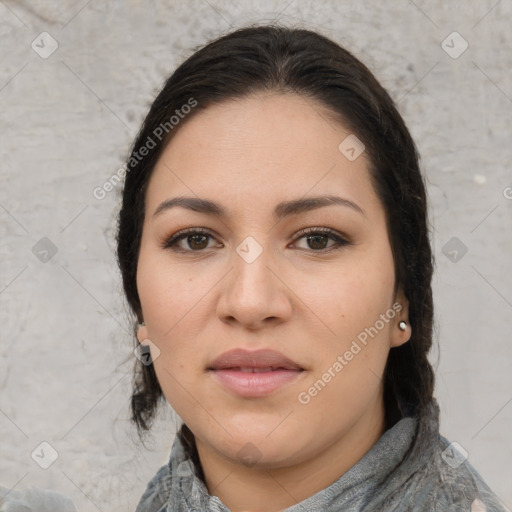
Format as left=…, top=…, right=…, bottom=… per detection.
left=205, top=426, right=310, bottom=469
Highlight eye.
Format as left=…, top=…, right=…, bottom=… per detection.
left=161, top=228, right=222, bottom=252
left=161, top=227, right=351, bottom=253
left=292, top=227, right=351, bottom=252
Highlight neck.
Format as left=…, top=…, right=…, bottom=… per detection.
left=194, top=396, right=386, bottom=512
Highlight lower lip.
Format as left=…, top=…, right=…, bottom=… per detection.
left=211, top=369, right=303, bottom=397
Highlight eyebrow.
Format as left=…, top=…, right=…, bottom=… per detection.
left=152, top=195, right=365, bottom=220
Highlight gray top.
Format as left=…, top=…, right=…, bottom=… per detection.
left=135, top=400, right=509, bottom=511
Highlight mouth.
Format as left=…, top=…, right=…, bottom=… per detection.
left=225, top=367, right=294, bottom=373
left=208, top=349, right=305, bottom=398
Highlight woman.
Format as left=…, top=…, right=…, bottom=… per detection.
left=117, top=25, right=508, bottom=512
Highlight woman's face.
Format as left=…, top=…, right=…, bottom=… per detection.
left=136, top=92, right=410, bottom=472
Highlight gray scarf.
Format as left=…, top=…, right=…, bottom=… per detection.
left=135, top=399, right=509, bottom=511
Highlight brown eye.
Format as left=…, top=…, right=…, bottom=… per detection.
left=306, top=234, right=330, bottom=250
left=293, top=227, right=351, bottom=252
left=162, top=228, right=221, bottom=252
left=187, top=234, right=209, bottom=250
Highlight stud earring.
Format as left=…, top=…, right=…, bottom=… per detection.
left=399, top=321, right=407, bottom=331
left=139, top=321, right=145, bottom=327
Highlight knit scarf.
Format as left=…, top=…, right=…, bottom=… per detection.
left=135, top=398, right=509, bottom=511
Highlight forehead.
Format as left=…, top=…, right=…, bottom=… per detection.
left=145, top=92, right=379, bottom=216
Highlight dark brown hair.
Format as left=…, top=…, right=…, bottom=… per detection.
left=117, top=24, right=436, bottom=455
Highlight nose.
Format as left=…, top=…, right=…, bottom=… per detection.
left=216, top=241, right=293, bottom=330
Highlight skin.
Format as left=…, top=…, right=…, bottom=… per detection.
left=136, top=92, right=411, bottom=512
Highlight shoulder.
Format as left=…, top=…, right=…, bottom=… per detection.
left=417, top=435, right=509, bottom=512
left=134, top=430, right=198, bottom=512
left=375, top=401, right=509, bottom=512
left=135, top=461, right=172, bottom=512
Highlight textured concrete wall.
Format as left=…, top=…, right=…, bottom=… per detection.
left=1, top=1, right=511, bottom=510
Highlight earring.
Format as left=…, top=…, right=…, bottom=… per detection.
left=139, top=321, right=145, bottom=327
left=399, top=321, right=407, bottom=331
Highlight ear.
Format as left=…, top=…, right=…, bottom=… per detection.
left=137, top=322, right=149, bottom=345
left=390, top=288, right=411, bottom=348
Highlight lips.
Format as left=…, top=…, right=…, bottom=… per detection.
left=208, top=348, right=304, bottom=398
left=208, top=348, right=303, bottom=371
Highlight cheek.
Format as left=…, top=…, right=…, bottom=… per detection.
left=296, top=240, right=396, bottom=393
left=302, top=251, right=395, bottom=339
left=298, top=281, right=394, bottom=429
left=137, top=246, right=199, bottom=333
left=136, top=246, right=210, bottom=387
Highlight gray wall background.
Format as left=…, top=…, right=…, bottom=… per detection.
left=1, top=1, right=511, bottom=510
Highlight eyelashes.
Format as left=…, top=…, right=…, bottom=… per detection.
left=161, top=228, right=221, bottom=252
left=160, top=226, right=351, bottom=254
